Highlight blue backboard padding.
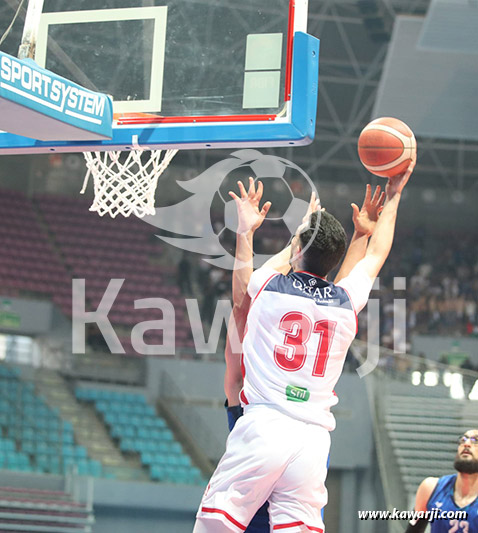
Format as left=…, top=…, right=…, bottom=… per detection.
left=0, top=33, right=319, bottom=153
left=0, top=52, right=113, bottom=141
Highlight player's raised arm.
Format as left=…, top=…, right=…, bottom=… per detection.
left=358, top=159, right=415, bottom=281
left=334, top=184, right=385, bottom=283
left=228, top=177, right=271, bottom=308
left=224, top=177, right=271, bottom=405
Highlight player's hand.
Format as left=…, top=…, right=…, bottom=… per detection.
left=351, top=184, right=385, bottom=236
left=303, top=190, right=320, bottom=225
left=386, top=157, right=416, bottom=197
left=229, top=177, right=272, bottom=234
left=295, top=191, right=321, bottom=234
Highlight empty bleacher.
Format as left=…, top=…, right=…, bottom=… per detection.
left=0, top=189, right=71, bottom=308
left=384, top=392, right=476, bottom=494
left=0, top=365, right=102, bottom=478
left=76, top=387, right=204, bottom=485
left=0, top=188, right=194, bottom=355
left=0, top=485, right=94, bottom=533
left=363, top=356, right=478, bottom=518
left=35, top=194, right=194, bottom=353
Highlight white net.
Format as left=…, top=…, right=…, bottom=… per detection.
left=81, top=147, right=178, bottom=218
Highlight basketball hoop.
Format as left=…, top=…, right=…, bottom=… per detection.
left=81, top=136, right=178, bottom=218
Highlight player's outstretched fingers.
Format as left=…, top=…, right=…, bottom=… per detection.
left=261, top=201, right=272, bottom=218
left=256, top=180, right=264, bottom=201
left=237, top=180, right=248, bottom=198
left=228, top=191, right=238, bottom=201
left=248, top=176, right=256, bottom=197
left=363, top=183, right=372, bottom=204
left=371, top=185, right=381, bottom=204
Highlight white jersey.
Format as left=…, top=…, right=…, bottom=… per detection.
left=241, top=262, right=373, bottom=431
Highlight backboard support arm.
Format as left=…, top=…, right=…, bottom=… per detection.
left=18, top=0, right=44, bottom=60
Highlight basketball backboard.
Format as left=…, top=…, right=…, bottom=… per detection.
left=0, top=0, right=319, bottom=154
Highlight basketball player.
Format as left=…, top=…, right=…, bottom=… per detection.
left=224, top=180, right=385, bottom=411
left=223, top=180, right=385, bottom=533
left=195, top=161, right=414, bottom=533
left=406, top=429, right=478, bottom=533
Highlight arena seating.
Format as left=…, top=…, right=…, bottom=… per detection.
left=366, top=368, right=478, bottom=511
left=0, top=189, right=71, bottom=306
left=384, top=390, right=476, bottom=493
left=0, top=188, right=194, bottom=354
left=35, top=194, right=194, bottom=352
left=0, top=365, right=102, bottom=477
left=0, top=485, right=94, bottom=533
left=76, top=388, right=204, bottom=485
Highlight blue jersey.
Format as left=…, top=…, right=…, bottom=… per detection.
left=427, top=474, right=478, bottom=533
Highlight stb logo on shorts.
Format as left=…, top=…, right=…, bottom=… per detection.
left=286, top=385, right=310, bottom=402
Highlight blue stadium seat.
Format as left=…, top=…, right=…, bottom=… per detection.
left=117, top=413, right=130, bottom=425
left=150, top=464, right=166, bottom=481
left=175, top=468, right=192, bottom=484
left=89, top=460, right=102, bottom=477
left=141, top=452, right=153, bottom=465
left=161, top=429, right=174, bottom=441
left=104, top=412, right=118, bottom=425
left=122, top=425, right=135, bottom=438
left=62, top=432, right=74, bottom=444
left=119, top=438, right=135, bottom=452
left=137, top=427, right=150, bottom=439
left=178, top=454, right=191, bottom=467
left=75, top=446, right=88, bottom=459
left=21, top=440, right=36, bottom=454
left=0, top=439, right=15, bottom=452
left=44, top=431, right=61, bottom=443
left=77, top=459, right=89, bottom=475
left=170, top=442, right=182, bottom=454
left=152, top=418, right=167, bottom=429
left=144, top=405, right=156, bottom=416
left=96, top=400, right=108, bottom=413
left=62, top=445, right=76, bottom=458
left=190, top=466, right=203, bottom=483
left=62, top=421, right=73, bottom=432
left=163, top=465, right=177, bottom=482
left=75, top=389, right=86, bottom=401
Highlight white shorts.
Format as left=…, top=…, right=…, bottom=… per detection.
left=196, top=405, right=330, bottom=532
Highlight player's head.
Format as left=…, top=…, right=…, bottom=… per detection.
left=291, top=210, right=347, bottom=277
left=454, top=429, right=478, bottom=475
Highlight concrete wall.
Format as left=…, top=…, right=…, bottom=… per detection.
left=94, top=507, right=195, bottom=533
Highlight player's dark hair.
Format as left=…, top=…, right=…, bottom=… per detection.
left=299, top=211, right=347, bottom=277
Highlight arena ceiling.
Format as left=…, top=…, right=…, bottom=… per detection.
left=0, top=0, right=477, bottom=192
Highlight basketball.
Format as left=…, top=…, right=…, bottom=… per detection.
left=357, top=117, right=416, bottom=178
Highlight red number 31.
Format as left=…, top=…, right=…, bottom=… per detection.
left=274, top=312, right=337, bottom=377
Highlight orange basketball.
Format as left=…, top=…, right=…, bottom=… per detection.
left=358, top=117, right=416, bottom=178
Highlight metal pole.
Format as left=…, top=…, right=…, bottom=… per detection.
left=18, top=0, right=44, bottom=60
left=87, top=477, right=94, bottom=511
